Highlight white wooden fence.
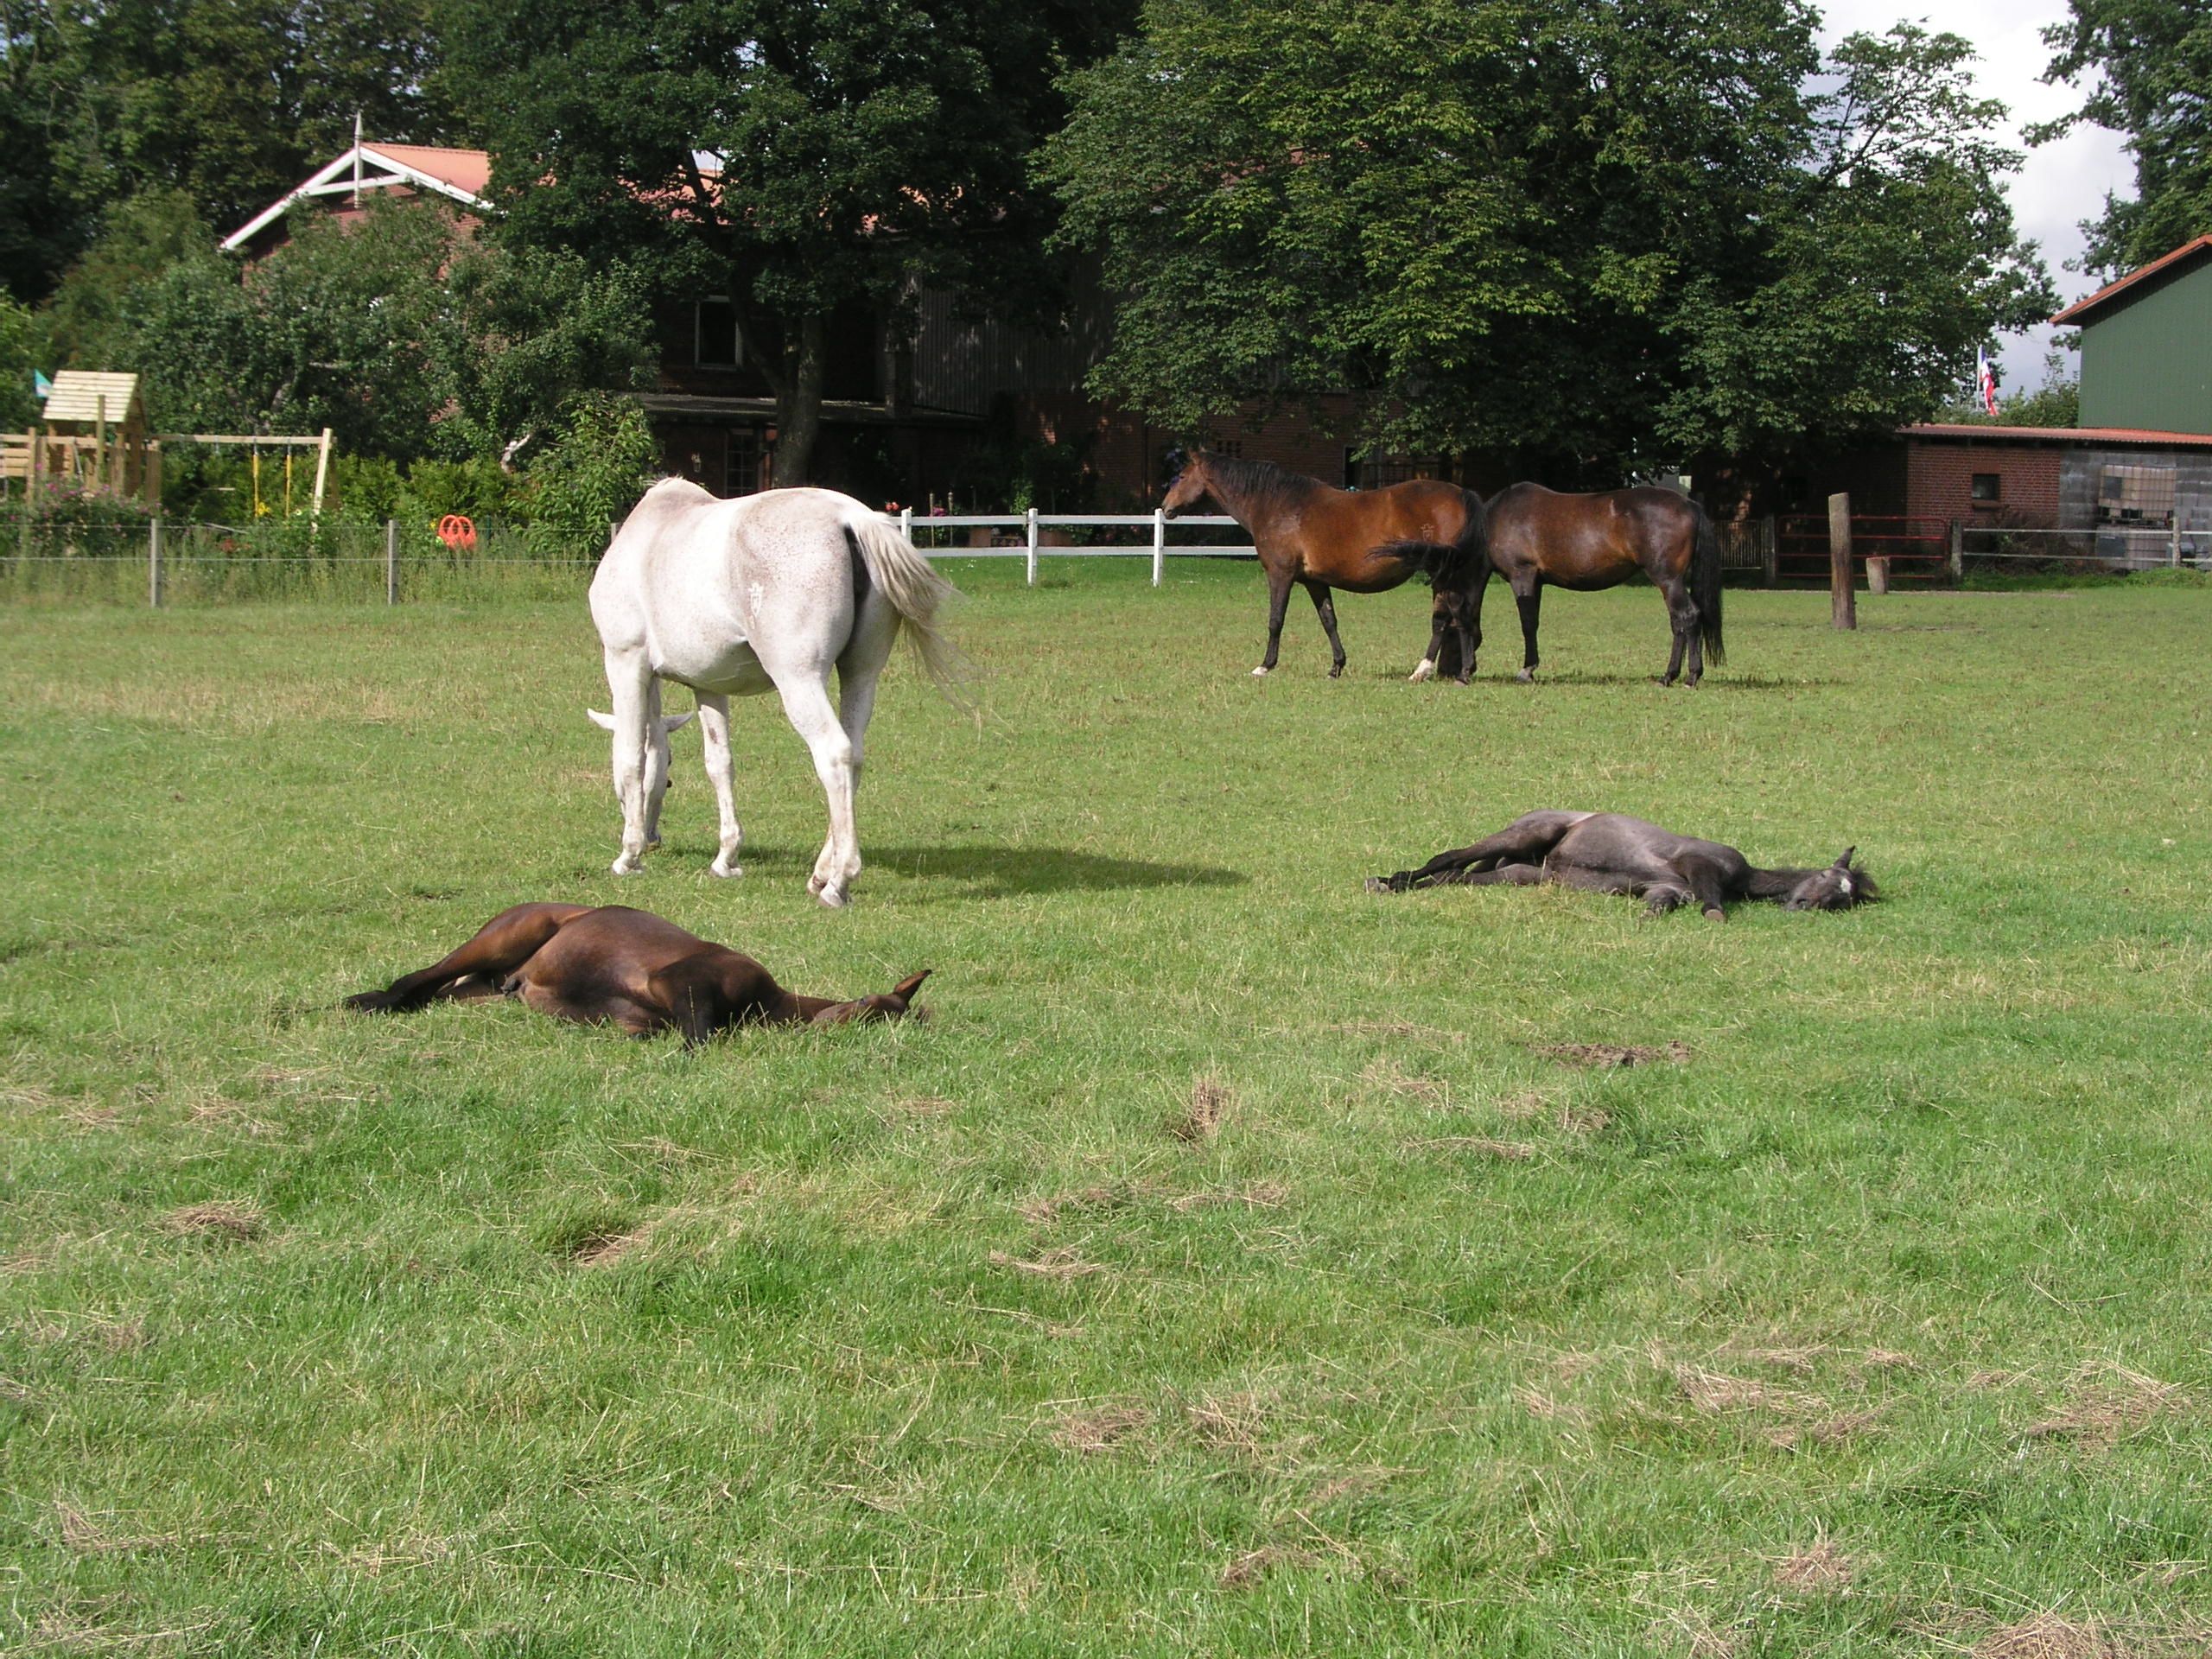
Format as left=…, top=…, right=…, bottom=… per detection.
left=891, top=510, right=1252, bottom=586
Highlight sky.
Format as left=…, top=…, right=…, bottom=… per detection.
left=1817, top=0, right=2133, bottom=399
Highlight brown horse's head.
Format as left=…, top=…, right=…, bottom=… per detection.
left=1780, top=849, right=1878, bottom=911
left=1160, top=448, right=1214, bottom=518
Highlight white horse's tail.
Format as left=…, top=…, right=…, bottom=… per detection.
left=846, top=511, right=968, bottom=696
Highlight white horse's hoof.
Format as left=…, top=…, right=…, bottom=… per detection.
left=815, top=885, right=849, bottom=909
left=1408, top=659, right=1436, bottom=683
left=611, top=855, right=643, bottom=876
left=710, top=859, right=743, bottom=880
left=1251, top=665, right=1270, bottom=677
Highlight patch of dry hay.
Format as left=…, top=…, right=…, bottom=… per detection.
left=1359, top=1056, right=1449, bottom=1107
left=989, top=1247, right=1107, bottom=1281
left=1169, top=1077, right=1233, bottom=1143
left=1536, top=1039, right=1692, bottom=1069
left=2024, top=1366, right=2187, bottom=1449
left=160, top=1200, right=264, bottom=1242
left=1411, top=1135, right=1535, bottom=1161
left=1050, top=1403, right=1149, bottom=1453
left=1219, top=1544, right=1321, bottom=1588
left=1771, top=1537, right=1854, bottom=1594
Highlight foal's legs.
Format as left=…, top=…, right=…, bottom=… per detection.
left=1303, top=581, right=1349, bottom=678
left=346, top=903, right=591, bottom=1013
left=695, top=692, right=744, bottom=879
left=1367, top=810, right=1580, bottom=892
left=1512, top=580, right=1543, bottom=682
left=1254, top=564, right=1295, bottom=677
left=601, top=647, right=658, bottom=874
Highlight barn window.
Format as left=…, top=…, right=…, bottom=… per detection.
left=696, top=299, right=741, bottom=369
left=1970, top=473, right=2000, bottom=503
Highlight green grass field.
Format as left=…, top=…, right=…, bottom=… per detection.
left=3, top=562, right=2209, bottom=1656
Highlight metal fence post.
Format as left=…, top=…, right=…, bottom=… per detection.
left=1026, top=506, right=1039, bottom=586
left=1948, top=519, right=1964, bottom=584
left=1828, top=493, right=1855, bottom=630
left=1153, top=507, right=1166, bottom=587
left=385, top=518, right=399, bottom=605
left=148, top=518, right=162, bottom=607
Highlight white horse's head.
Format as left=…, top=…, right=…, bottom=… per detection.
left=588, top=707, right=695, bottom=842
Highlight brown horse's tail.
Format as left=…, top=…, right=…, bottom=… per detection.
left=1692, top=504, right=1726, bottom=667
left=1452, top=486, right=1490, bottom=590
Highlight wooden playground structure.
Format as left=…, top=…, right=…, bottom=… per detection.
left=4, top=370, right=334, bottom=518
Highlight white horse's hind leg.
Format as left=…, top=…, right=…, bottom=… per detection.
left=776, top=674, right=860, bottom=907
left=602, top=649, right=656, bottom=875
left=696, top=692, right=744, bottom=878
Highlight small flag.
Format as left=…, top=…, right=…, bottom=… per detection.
left=32, top=371, right=51, bottom=402
left=1976, top=348, right=1999, bottom=416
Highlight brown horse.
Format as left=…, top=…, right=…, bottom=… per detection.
left=1161, top=450, right=1486, bottom=681
left=1366, top=811, right=1872, bottom=918
left=345, top=903, right=929, bottom=1045
left=1440, top=483, right=1724, bottom=686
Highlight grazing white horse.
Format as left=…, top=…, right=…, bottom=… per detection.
left=588, top=480, right=959, bottom=907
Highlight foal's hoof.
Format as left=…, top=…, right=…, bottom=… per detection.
left=1408, top=659, right=1436, bottom=683
left=1250, top=665, right=1271, bottom=677
left=1515, top=668, right=1535, bottom=684
left=1364, top=876, right=1393, bottom=894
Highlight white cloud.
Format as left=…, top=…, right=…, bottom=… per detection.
left=1817, top=0, right=2133, bottom=392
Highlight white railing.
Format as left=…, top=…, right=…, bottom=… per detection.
left=1956, top=521, right=2208, bottom=571
left=889, top=509, right=1253, bottom=586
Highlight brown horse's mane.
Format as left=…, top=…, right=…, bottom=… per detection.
left=1198, top=453, right=1332, bottom=516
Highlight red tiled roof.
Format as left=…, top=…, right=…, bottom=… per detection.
left=2050, top=235, right=2212, bottom=325
left=1901, top=422, right=2212, bottom=448
left=364, top=144, right=492, bottom=199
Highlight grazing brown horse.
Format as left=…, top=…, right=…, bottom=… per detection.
left=1160, top=450, right=1486, bottom=681
left=1366, top=811, right=1873, bottom=919
left=1443, top=483, right=1725, bottom=686
left=346, top=904, right=930, bottom=1045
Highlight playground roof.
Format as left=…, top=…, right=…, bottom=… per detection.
left=42, top=372, right=144, bottom=428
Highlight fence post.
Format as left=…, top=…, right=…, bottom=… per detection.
left=385, top=518, right=399, bottom=606
left=1026, top=506, right=1039, bottom=587
left=900, top=506, right=912, bottom=549
left=1828, top=492, right=1856, bottom=630
left=2171, top=513, right=2183, bottom=569
left=148, top=518, right=162, bottom=608
left=1153, top=507, right=1166, bottom=587
left=1948, top=519, right=1964, bottom=584
left=1760, top=516, right=1777, bottom=588
left=1866, top=553, right=1890, bottom=596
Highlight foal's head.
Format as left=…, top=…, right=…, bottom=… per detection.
left=1160, top=448, right=1215, bottom=517
left=1780, top=849, right=1878, bottom=911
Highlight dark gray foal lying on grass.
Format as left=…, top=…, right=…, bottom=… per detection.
left=346, top=903, right=929, bottom=1044
left=1367, top=811, right=1875, bottom=918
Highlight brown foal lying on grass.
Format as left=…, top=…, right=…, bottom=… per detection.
left=346, top=903, right=930, bottom=1044
left=1367, top=810, right=1876, bottom=919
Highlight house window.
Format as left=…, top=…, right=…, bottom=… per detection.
left=727, top=426, right=771, bottom=496
left=696, top=299, right=741, bottom=370
left=1970, top=473, right=2000, bottom=504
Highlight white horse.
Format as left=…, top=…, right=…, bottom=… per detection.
left=588, top=480, right=959, bottom=907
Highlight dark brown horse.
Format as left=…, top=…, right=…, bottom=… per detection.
left=1439, top=483, right=1725, bottom=686
left=1366, top=811, right=1872, bottom=918
left=346, top=903, right=929, bottom=1045
left=1161, top=450, right=1486, bottom=681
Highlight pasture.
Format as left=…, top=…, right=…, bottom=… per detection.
left=3, top=563, right=2209, bottom=1656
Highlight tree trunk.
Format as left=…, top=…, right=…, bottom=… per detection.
left=771, top=313, right=828, bottom=486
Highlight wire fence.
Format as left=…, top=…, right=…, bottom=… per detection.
left=0, top=511, right=1258, bottom=607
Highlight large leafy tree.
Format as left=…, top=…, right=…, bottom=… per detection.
left=1045, top=0, right=2054, bottom=479
left=2, top=0, right=462, bottom=302
left=2035, top=0, right=2212, bottom=276
left=445, top=0, right=1135, bottom=485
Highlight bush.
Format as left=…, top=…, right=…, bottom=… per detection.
left=521, top=396, right=659, bottom=559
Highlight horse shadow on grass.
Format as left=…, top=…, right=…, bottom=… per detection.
left=804, top=842, right=1249, bottom=898
left=1372, top=668, right=1830, bottom=690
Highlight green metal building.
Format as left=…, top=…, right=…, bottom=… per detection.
left=2053, top=235, right=2212, bottom=435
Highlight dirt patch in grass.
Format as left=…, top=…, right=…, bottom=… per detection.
left=1169, top=1077, right=1233, bottom=1143
left=160, top=1200, right=264, bottom=1242
left=571, top=1227, right=646, bottom=1268
left=1360, top=1056, right=1449, bottom=1107
left=1535, top=1040, right=1691, bottom=1069
left=1050, top=1403, right=1150, bottom=1453
left=1220, top=1544, right=1321, bottom=1589
left=990, top=1246, right=1108, bottom=1281
left=1772, top=1538, right=1854, bottom=1594
left=1018, top=1185, right=1131, bottom=1224
left=2024, top=1366, right=2186, bottom=1449
left=1766, top=1409, right=1883, bottom=1449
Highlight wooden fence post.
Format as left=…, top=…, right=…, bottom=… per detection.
left=1760, top=516, right=1777, bottom=588
left=1828, top=493, right=1856, bottom=630
left=1949, top=519, right=1964, bottom=583
left=148, top=519, right=163, bottom=607
left=1026, top=506, right=1039, bottom=586
left=1867, top=554, right=1890, bottom=595
left=1153, top=507, right=1166, bottom=587
left=385, top=518, right=399, bottom=605
left=2171, top=513, right=2183, bottom=569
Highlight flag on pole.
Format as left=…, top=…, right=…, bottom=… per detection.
left=32, top=370, right=52, bottom=402
left=1976, top=348, right=1999, bottom=416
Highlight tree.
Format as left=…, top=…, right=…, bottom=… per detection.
left=2035, top=0, right=2212, bottom=276
left=0, top=290, right=36, bottom=429
left=1, top=0, right=464, bottom=302
left=446, top=0, right=1135, bottom=485
left=123, top=199, right=652, bottom=461
left=1045, top=0, right=2054, bottom=479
